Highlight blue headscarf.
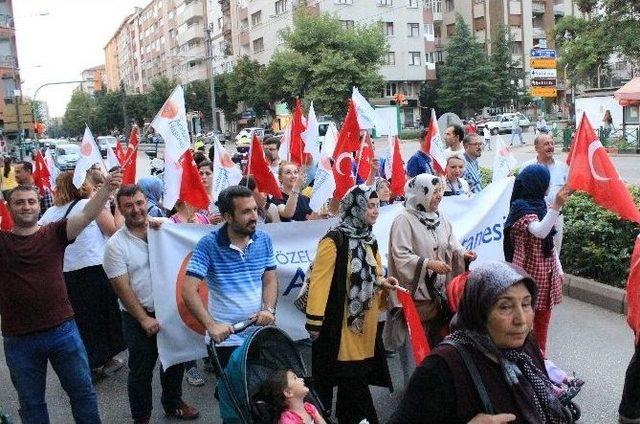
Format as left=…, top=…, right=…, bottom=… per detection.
left=138, top=176, right=165, bottom=218
left=503, top=164, right=556, bottom=262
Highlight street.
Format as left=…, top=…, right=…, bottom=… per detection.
left=0, top=297, right=633, bottom=423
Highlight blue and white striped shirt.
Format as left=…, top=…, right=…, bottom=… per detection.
left=463, top=152, right=483, bottom=194
left=186, top=224, right=276, bottom=346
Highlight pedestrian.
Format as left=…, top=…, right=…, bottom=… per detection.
left=510, top=115, right=524, bottom=145
left=503, top=164, right=570, bottom=356
left=240, top=175, right=281, bottom=223
left=406, top=129, right=437, bottom=178
left=0, top=168, right=122, bottom=423
left=521, top=133, right=569, bottom=253
left=465, top=119, right=477, bottom=135
left=305, top=184, right=398, bottom=424
left=375, top=178, right=394, bottom=206
left=39, top=170, right=126, bottom=381
left=462, top=134, right=484, bottom=194
left=103, top=184, right=200, bottom=423
left=13, top=160, right=53, bottom=215
left=536, top=115, right=548, bottom=134
left=170, top=200, right=210, bottom=224
left=197, top=160, right=223, bottom=224
left=181, top=185, right=278, bottom=421
left=443, top=124, right=465, bottom=157
left=603, top=109, right=614, bottom=139
left=443, top=154, right=472, bottom=197
left=276, top=162, right=315, bottom=221
left=263, top=136, right=282, bottom=181
left=389, top=261, right=569, bottom=424
left=0, top=155, right=17, bottom=193
left=138, top=176, right=166, bottom=218
left=482, top=125, right=492, bottom=151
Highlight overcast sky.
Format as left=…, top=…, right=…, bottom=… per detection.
left=14, top=0, right=148, bottom=118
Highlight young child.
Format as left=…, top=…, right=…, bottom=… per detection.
left=260, top=369, right=327, bottom=424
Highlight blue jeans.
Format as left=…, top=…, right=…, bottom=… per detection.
left=510, top=128, right=523, bottom=144
left=121, top=311, right=184, bottom=420
left=3, top=319, right=101, bottom=424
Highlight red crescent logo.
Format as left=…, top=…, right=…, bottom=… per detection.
left=175, top=252, right=208, bottom=335
left=81, top=141, right=92, bottom=156
left=160, top=100, right=179, bottom=119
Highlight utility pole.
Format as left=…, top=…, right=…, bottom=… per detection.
left=120, top=80, right=127, bottom=135
left=205, top=22, right=218, bottom=132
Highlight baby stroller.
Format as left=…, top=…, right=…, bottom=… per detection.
left=208, top=323, right=332, bottom=424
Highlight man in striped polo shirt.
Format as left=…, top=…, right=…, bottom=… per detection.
left=182, top=185, right=279, bottom=368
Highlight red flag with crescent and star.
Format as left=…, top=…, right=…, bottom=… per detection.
left=567, top=113, right=640, bottom=223
left=332, top=100, right=360, bottom=200
left=32, top=149, right=51, bottom=196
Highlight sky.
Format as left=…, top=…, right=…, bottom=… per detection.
left=14, top=0, right=148, bottom=118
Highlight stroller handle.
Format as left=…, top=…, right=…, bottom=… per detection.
left=232, top=318, right=255, bottom=334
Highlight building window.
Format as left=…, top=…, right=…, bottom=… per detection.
left=383, top=21, right=394, bottom=36
left=253, top=37, right=264, bottom=52
left=240, top=18, right=249, bottom=30
left=378, top=0, right=393, bottom=6
left=424, top=23, right=434, bottom=37
left=435, top=49, right=444, bottom=62
left=444, top=0, right=454, bottom=12
left=446, top=23, right=455, bottom=36
left=408, top=23, right=420, bottom=37
left=335, top=0, right=353, bottom=4
left=340, top=20, right=355, bottom=29
left=431, top=0, right=442, bottom=12
left=409, top=51, right=421, bottom=65
left=511, top=41, right=523, bottom=55
left=408, top=0, right=418, bottom=7
left=251, top=11, right=262, bottom=26
left=426, top=52, right=435, bottom=63
left=385, top=82, right=399, bottom=97
left=384, top=51, right=396, bottom=65
left=275, top=0, right=289, bottom=14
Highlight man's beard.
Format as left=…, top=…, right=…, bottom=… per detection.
left=231, top=221, right=256, bottom=236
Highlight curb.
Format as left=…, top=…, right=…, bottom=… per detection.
left=563, top=274, right=627, bottom=315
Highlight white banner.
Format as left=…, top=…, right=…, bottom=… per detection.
left=149, top=177, right=515, bottom=369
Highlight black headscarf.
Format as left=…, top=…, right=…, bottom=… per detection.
left=448, top=261, right=567, bottom=424
left=503, top=164, right=556, bottom=262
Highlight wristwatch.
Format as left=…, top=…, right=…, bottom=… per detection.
left=264, top=305, right=276, bottom=315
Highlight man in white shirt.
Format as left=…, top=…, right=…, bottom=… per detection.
left=521, top=133, right=569, bottom=253
left=443, top=124, right=465, bottom=157
left=263, top=136, right=281, bottom=181
left=103, top=185, right=199, bottom=424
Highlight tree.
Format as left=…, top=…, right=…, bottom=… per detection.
left=490, top=25, right=526, bottom=108
left=146, top=76, right=179, bottom=117
left=225, top=57, right=272, bottom=118
left=125, top=94, right=149, bottom=129
left=62, top=90, right=97, bottom=137
left=213, top=73, right=236, bottom=120
left=184, top=80, right=212, bottom=126
left=437, top=14, right=494, bottom=117
left=94, top=90, right=125, bottom=135
left=265, top=10, right=387, bottom=118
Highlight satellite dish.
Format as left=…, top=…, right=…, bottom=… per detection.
left=437, top=112, right=462, bottom=140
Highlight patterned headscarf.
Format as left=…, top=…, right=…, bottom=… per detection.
left=448, top=261, right=567, bottom=424
left=337, top=184, right=379, bottom=334
left=404, top=173, right=443, bottom=230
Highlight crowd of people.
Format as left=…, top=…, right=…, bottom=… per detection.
left=0, top=123, right=637, bottom=424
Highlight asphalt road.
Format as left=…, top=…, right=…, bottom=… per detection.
left=0, top=297, right=633, bottom=423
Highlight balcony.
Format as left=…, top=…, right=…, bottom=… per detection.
left=0, top=55, right=17, bottom=69
left=510, top=27, right=522, bottom=41
left=554, top=3, right=564, bottom=16
left=532, top=27, right=546, bottom=39
left=532, top=1, right=545, bottom=15
left=183, top=1, right=204, bottom=22
left=178, top=24, right=204, bottom=45
left=0, top=14, right=14, bottom=29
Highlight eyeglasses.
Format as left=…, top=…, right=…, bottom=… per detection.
left=467, top=142, right=484, bottom=147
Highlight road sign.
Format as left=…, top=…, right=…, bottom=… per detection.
left=530, top=48, right=556, bottom=58
left=531, top=79, right=557, bottom=87
left=530, top=58, right=557, bottom=69
left=531, top=86, right=557, bottom=97
left=530, top=69, right=557, bottom=79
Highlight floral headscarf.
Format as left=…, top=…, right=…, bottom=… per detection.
left=404, top=173, right=443, bottom=230
left=336, top=184, right=379, bottom=334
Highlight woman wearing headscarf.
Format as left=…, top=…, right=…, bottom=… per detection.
left=503, top=164, right=570, bottom=355
left=138, top=176, right=165, bottom=218
left=387, top=174, right=476, bottom=352
left=305, top=185, right=398, bottom=424
left=390, top=261, right=570, bottom=424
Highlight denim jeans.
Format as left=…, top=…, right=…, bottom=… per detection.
left=620, top=343, right=640, bottom=419
left=3, top=319, right=101, bottom=424
left=121, top=311, right=184, bottom=420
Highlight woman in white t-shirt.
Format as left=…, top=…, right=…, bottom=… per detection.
left=39, top=170, right=125, bottom=379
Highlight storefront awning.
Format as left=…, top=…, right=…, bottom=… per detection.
left=614, top=77, right=640, bottom=106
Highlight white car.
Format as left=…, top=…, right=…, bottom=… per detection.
left=235, top=127, right=265, bottom=151
left=477, top=113, right=531, bottom=135
left=96, top=135, right=118, bottom=157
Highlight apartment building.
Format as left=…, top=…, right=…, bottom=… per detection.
left=0, top=0, right=21, bottom=130
left=209, top=0, right=431, bottom=126
left=104, top=0, right=210, bottom=95
left=80, top=65, right=106, bottom=96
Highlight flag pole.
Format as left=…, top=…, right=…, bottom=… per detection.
left=119, top=126, right=149, bottom=170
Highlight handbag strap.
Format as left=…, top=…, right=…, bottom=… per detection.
left=63, top=199, right=82, bottom=219
left=442, top=340, right=496, bottom=415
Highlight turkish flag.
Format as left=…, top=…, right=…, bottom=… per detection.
left=390, top=136, right=406, bottom=197
left=115, top=138, right=126, bottom=163
left=32, top=150, right=51, bottom=196
left=567, top=114, right=640, bottom=223
left=356, top=132, right=374, bottom=181
left=397, top=290, right=431, bottom=364
left=423, top=109, right=447, bottom=175
left=248, top=134, right=282, bottom=199
left=179, top=149, right=210, bottom=210
left=332, top=100, right=360, bottom=200
left=289, top=98, right=311, bottom=166
left=626, top=235, right=640, bottom=345
left=122, top=126, right=139, bottom=184
left=0, top=200, right=13, bottom=231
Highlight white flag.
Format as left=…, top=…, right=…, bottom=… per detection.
left=212, top=135, right=242, bottom=201
left=279, top=119, right=291, bottom=162
left=492, top=135, right=518, bottom=182
left=301, top=101, right=320, bottom=162
left=320, top=122, right=338, bottom=158
left=73, top=126, right=103, bottom=188
left=309, top=156, right=336, bottom=212
left=106, top=146, right=121, bottom=170
left=352, top=86, right=384, bottom=131
left=151, top=86, right=190, bottom=209
left=44, top=148, right=59, bottom=189
left=384, top=134, right=393, bottom=179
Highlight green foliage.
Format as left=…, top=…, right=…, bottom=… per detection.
left=225, top=57, right=272, bottom=118
left=490, top=25, right=526, bottom=107
left=561, top=188, right=640, bottom=287
left=419, top=78, right=442, bottom=116
left=62, top=90, right=97, bottom=136
left=125, top=94, right=149, bottom=129
left=398, top=130, right=419, bottom=140
left=184, top=80, right=212, bottom=125
left=437, top=14, right=494, bottom=116
left=266, top=10, right=387, bottom=117
left=146, top=77, right=179, bottom=118
left=94, top=90, right=125, bottom=135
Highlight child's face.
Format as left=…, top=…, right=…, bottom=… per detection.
left=285, top=371, right=309, bottom=398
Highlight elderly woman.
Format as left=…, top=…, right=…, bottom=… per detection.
left=306, top=185, right=397, bottom=424
left=390, top=261, right=570, bottom=424
left=388, top=174, right=476, bottom=349
left=504, top=164, right=569, bottom=355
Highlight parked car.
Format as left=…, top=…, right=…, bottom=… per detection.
left=235, top=127, right=265, bottom=152
left=53, top=143, right=81, bottom=171
left=96, top=135, right=117, bottom=157
left=318, top=119, right=337, bottom=146
left=476, top=112, right=531, bottom=135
